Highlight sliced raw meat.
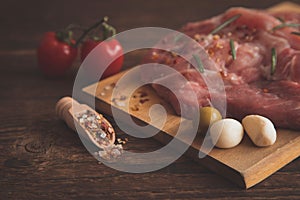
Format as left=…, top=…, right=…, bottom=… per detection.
left=142, top=7, right=300, bottom=130
left=226, top=83, right=300, bottom=129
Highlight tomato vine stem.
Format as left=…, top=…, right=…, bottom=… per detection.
left=75, top=16, right=116, bottom=47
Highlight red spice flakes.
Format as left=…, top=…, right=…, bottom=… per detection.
left=76, top=110, right=113, bottom=147
left=207, top=48, right=215, bottom=57
left=130, top=104, right=139, bottom=111
left=220, top=70, right=228, bottom=78
left=137, top=91, right=148, bottom=98
left=139, top=98, right=149, bottom=104
left=263, top=88, right=269, bottom=93
left=151, top=51, right=158, bottom=60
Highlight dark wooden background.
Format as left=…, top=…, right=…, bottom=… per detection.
left=1, top=0, right=300, bottom=199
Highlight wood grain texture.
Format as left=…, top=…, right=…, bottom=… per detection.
left=83, top=67, right=300, bottom=188
left=1, top=0, right=300, bottom=199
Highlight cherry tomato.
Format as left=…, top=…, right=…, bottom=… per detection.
left=37, top=32, right=78, bottom=77
left=80, top=38, right=123, bottom=79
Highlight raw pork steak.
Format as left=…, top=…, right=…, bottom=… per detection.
left=142, top=7, right=300, bottom=130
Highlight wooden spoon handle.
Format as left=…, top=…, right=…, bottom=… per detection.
left=55, top=96, right=80, bottom=131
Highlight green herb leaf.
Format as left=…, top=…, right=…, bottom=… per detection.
left=291, top=31, right=300, bottom=36
left=275, top=16, right=285, bottom=23
left=272, top=23, right=300, bottom=31
left=230, top=39, right=236, bottom=60
left=192, top=54, right=204, bottom=73
left=271, top=48, right=277, bottom=76
left=210, top=14, right=241, bottom=35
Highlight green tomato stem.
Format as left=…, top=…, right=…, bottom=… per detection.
left=75, top=16, right=117, bottom=47
left=75, top=18, right=106, bottom=47
left=102, top=16, right=116, bottom=40
left=55, top=30, right=74, bottom=46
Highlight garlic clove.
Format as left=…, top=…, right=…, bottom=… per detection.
left=210, top=118, right=244, bottom=149
left=242, top=115, right=277, bottom=147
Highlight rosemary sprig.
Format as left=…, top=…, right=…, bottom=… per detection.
left=291, top=31, right=300, bottom=36
left=230, top=39, right=236, bottom=60
left=272, top=23, right=300, bottom=31
left=271, top=48, right=277, bottom=76
left=210, top=14, right=241, bottom=35
left=275, top=16, right=285, bottom=23
left=192, top=54, right=204, bottom=73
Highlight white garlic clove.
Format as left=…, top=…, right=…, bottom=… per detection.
left=210, top=118, right=244, bottom=149
left=242, top=115, right=276, bottom=147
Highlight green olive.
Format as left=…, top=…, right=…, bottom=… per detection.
left=197, top=106, right=222, bottom=134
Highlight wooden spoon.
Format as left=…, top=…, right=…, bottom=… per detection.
left=55, top=96, right=116, bottom=149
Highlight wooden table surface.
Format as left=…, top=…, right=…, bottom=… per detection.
left=1, top=0, right=300, bottom=199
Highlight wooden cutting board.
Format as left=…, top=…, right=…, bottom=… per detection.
left=81, top=2, right=300, bottom=189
